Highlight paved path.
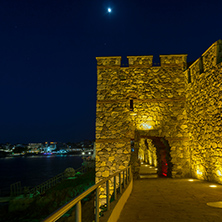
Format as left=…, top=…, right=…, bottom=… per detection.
left=117, top=165, right=222, bottom=222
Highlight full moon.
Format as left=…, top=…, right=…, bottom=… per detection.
left=108, top=8, right=112, bottom=13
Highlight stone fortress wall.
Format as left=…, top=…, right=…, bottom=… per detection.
left=185, top=39, right=222, bottom=183
left=95, top=39, right=222, bottom=185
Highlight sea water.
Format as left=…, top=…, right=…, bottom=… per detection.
left=0, top=155, right=83, bottom=192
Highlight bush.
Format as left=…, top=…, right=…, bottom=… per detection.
left=64, top=168, right=75, bottom=178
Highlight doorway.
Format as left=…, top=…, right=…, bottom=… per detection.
left=137, top=135, right=172, bottom=178
left=151, top=137, right=172, bottom=178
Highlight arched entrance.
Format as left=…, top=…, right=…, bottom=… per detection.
left=151, top=137, right=172, bottom=178
left=133, top=131, right=173, bottom=178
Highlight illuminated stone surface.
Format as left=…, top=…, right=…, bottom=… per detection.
left=186, top=39, right=222, bottom=183
left=95, top=39, right=222, bottom=187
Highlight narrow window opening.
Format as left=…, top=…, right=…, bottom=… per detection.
left=188, top=70, right=191, bottom=83
left=131, top=140, right=134, bottom=152
left=200, top=57, right=204, bottom=73
left=130, top=100, right=133, bottom=111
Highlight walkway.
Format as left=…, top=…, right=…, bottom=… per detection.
left=117, top=165, right=222, bottom=222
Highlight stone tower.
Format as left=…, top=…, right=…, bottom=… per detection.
left=95, top=54, right=190, bottom=182
left=95, top=39, right=222, bottom=185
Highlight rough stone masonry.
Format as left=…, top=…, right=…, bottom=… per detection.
left=95, top=39, right=222, bottom=187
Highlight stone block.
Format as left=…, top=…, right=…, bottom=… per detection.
left=96, top=172, right=102, bottom=177
left=102, top=171, right=110, bottom=177
left=96, top=56, right=121, bottom=66
left=119, top=165, right=125, bottom=170
left=108, top=156, right=115, bottom=162
left=101, top=161, right=106, bottom=166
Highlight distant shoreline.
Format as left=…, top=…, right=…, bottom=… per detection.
left=0, top=150, right=93, bottom=158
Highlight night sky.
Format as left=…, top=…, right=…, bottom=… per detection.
left=0, top=0, right=221, bottom=144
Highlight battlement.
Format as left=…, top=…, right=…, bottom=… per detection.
left=96, top=54, right=187, bottom=67
left=185, top=39, right=222, bottom=83
left=159, top=54, right=187, bottom=66
left=96, top=56, right=121, bottom=66
left=202, top=39, right=222, bottom=70
left=127, top=55, right=153, bottom=66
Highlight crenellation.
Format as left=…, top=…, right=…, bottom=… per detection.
left=159, top=54, right=187, bottom=68
left=187, top=57, right=203, bottom=83
left=127, top=55, right=153, bottom=66
left=202, top=39, right=222, bottom=71
left=96, top=56, right=121, bottom=66
left=216, top=39, right=222, bottom=64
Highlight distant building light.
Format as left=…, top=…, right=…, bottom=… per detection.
left=209, top=185, right=217, bottom=188
left=82, top=152, right=85, bottom=155
left=188, top=179, right=194, bottom=182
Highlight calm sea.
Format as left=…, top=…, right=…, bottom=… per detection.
left=0, top=155, right=83, bottom=192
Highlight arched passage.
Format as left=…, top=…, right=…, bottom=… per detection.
left=152, top=137, right=172, bottom=178
left=135, top=132, right=173, bottom=178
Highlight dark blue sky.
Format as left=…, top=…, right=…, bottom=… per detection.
left=0, top=0, right=221, bottom=144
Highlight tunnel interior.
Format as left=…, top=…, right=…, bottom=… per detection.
left=137, top=136, right=172, bottom=178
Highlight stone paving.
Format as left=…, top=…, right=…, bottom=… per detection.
left=117, top=165, right=222, bottom=222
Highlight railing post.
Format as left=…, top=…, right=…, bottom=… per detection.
left=128, top=166, right=131, bottom=182
left=114, top=176, right=117, bottom=200
left=75, top=201, right=82, bottom=222
left=128, top=167, right=130, bottom=182
left=126, top=168, right=128, bottom=184
left=42, top=167, right=131, bottom=222
left=95, top=187, right=99, bottom=222
left=106, top=180, right=110, bottom=210
left=123, top=171, right=125, bottom=189
left=119, top=173, right=122, bottom=194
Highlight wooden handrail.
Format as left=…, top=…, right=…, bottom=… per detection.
left=43, top=165, right=131, bottom=222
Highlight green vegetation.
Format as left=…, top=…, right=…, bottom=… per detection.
left=0, top=169, right=95, bottom=222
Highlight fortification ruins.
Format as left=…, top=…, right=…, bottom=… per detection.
left=95, top=40, right=222, bottom=187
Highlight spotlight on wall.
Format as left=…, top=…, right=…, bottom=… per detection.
left=141, top=123, right=152, bottom=130
left=217, top=170, right=222, bottom=176
left=197, top=169, right=203, bottom=175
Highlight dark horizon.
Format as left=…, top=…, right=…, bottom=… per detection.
left=0, top=0, right=221, bottom=144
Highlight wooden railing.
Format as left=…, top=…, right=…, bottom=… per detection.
left=43, top=165, right=132, bottom=222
